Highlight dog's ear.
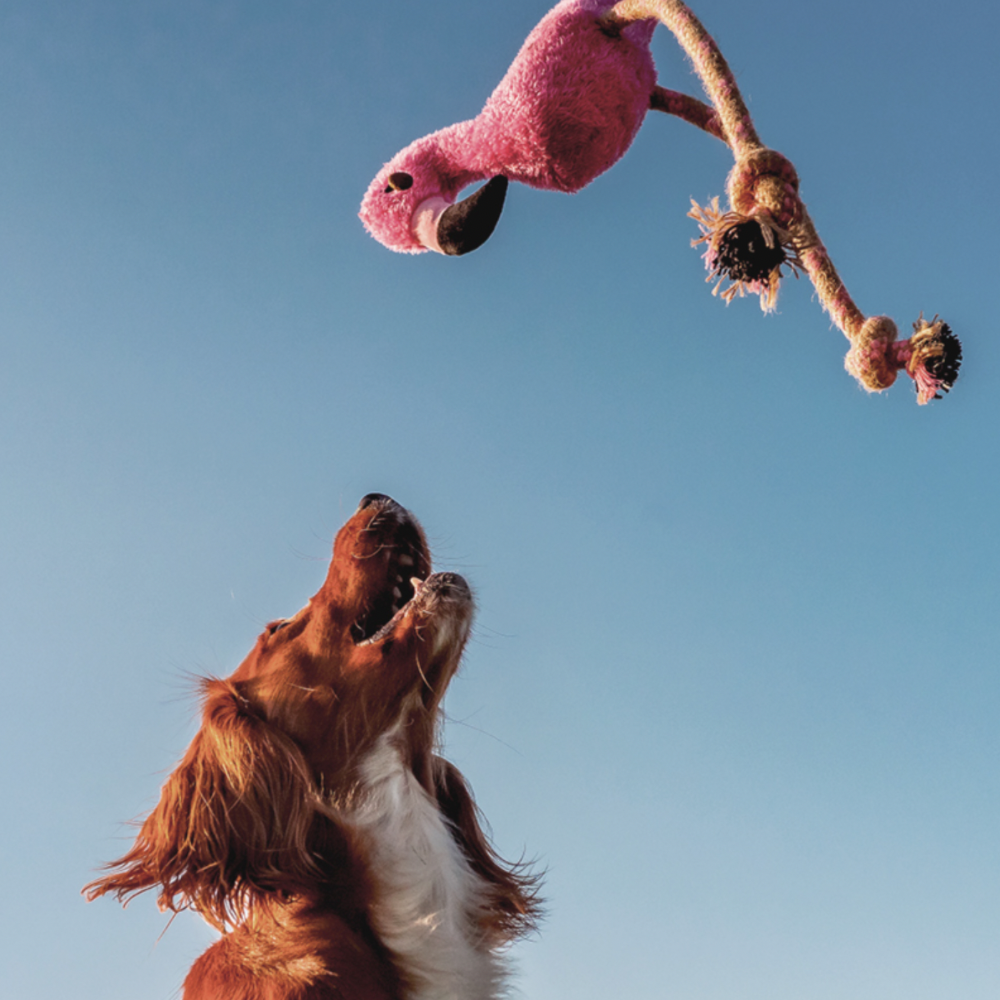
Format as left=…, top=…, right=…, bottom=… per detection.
left=433, top=756, right=543, bottom=941
left=84, top=680, right=324, bottom=929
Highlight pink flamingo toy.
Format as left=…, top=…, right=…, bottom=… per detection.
left=359, top=0, right=723, bottom=256
left=360, top=0, right=960, bottom=404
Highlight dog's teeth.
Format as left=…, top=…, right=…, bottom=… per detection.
left=393, top=587, right=402, bottom=600
left=399, top=554, right=414, bottom=567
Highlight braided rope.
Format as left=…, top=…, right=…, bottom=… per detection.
left=600, top=0, right=960, bottom=404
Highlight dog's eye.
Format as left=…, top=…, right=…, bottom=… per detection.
left=265, top=620, right=289, bottom=636
left=384, top=172, right=413, bottom=193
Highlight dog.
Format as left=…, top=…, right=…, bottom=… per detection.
left=86, top=493, right=540, bottom=1000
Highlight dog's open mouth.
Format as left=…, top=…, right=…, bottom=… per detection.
left=354, top=572, right=474, bottom=648
left=348, top=495, right=433, bottom=645
left=353, top=573, right=426, bottom=645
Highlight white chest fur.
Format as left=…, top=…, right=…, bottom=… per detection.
left=349, top=729, right=504, bottom=1000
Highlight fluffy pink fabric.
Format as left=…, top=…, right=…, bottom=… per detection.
left=360, top=0, right=657, bottom=252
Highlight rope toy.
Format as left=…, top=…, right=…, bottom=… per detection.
left=360, top=0, right=960, bottom=404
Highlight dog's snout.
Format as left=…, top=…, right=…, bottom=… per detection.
left=357, top=493, right=396, bottom=512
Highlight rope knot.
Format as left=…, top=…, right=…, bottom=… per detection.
left=727, top=149, right=801, bottom=228
left=844, top=315, right=899, bottom=392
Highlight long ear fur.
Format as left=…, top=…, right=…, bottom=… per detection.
left=433, top=756, right=543, bottom=941
left=84, top=680, right=324, bottom=929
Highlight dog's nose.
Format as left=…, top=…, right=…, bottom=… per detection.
left=357, top=493, right=396, bottom=511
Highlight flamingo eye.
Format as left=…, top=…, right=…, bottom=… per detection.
left=385, top=172, right=413, bottom=193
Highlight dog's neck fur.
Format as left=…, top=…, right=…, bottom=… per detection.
left=348, top=719, right=504, bottom=1000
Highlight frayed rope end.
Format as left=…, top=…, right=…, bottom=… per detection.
left=689, top=198, right=799, bottom=313
left=903, top=316, right=962, bottom=405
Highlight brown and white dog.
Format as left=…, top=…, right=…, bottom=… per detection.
left=86, top=494, right=540, bottom=1000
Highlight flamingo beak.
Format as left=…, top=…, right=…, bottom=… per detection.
left=412, top=176, right=508, bottom=256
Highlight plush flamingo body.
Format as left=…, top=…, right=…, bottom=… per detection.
left=360, top=0, right=656, bottom=254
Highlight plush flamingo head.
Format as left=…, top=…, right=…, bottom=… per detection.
left=360, top=129, right=508, bottom=256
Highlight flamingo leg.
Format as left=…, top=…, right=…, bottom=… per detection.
left=649, top=86, right=725, bottom=143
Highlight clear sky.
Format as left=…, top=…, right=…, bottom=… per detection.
left=2, top=1, right=998, bottom=997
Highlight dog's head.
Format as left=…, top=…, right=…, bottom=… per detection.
left=233, top=492, right=475, bottom=790
left=85, top=494, right=479, bottom=927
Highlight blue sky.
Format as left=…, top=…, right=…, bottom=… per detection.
left=2, top=1, right=999, bottom=997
